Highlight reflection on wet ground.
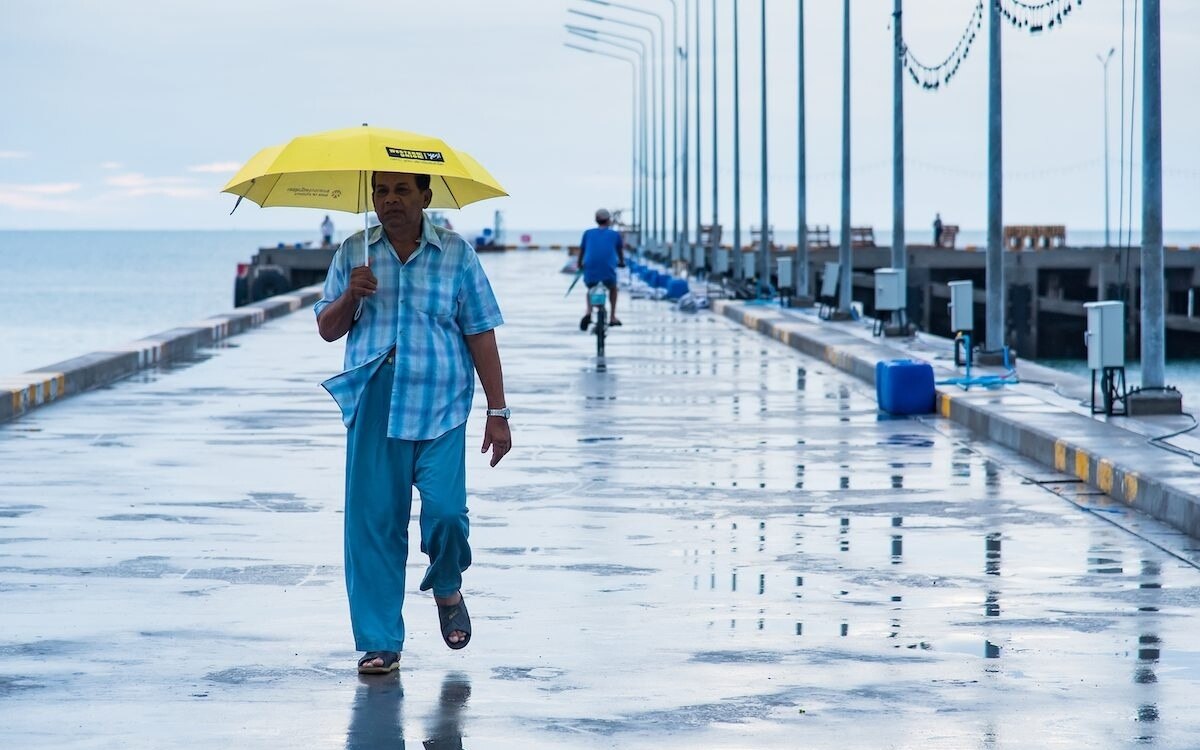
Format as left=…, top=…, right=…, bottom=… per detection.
left=2, top=252, right=1200, bottom=747
left=344, top=671, right=471, bottom=750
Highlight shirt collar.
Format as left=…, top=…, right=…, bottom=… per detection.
left=366, top=212, right=444, bottom=252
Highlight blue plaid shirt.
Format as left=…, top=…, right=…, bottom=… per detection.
left=314, top=214, right=504, bottom=440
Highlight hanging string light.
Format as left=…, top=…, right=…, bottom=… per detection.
left=900, top=1, right=984, bottom=91
left=995, top=0, right=1081, bottom=34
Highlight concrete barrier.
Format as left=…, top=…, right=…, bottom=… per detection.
left=714, top=300, right=1200, bottom=539
left=0, top=285, right=324, bottom=424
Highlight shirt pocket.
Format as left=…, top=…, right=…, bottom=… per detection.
left=403, top=295, right=455, bottom=323
left=424, top=297, right=455, bottom=318
left=404, top=274, right=459, bottom=321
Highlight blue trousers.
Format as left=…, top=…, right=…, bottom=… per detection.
left=344, top=358, right=471, bottom=652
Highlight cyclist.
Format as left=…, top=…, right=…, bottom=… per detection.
left=577, top=207, right=626, bottom=330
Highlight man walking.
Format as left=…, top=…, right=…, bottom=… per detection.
left=577, top=207, right=625, bottom=330
left=315, top=171, right=511, bottom=674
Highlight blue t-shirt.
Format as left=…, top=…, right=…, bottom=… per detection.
left=579, top=227, right=623, bottom=283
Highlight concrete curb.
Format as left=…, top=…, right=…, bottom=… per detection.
left=714, top=300, right=1200, bottom=538
left=0, top=285, right=324, bottom=424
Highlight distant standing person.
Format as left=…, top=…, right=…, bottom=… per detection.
left=321, top=214, right=335, bottom=245
left=577, top=208, right=625, bottom=330
left=314, top=171, right=511, bottom=674
left=933, top=213, right=943, bottom=247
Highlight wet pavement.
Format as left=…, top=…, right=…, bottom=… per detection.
left=2, top=251, right=1200, bottom=748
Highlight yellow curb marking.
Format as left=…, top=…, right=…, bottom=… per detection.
left=0, top=374, right=66, bottom=413
left=1097, top=459, right=1114, bottom=494
left=938, top=391, right=954, bottom=418
left=42, top=374, right=65, bottom=401
left=1123, top=472, right=1139, bottom=504
left=1074, top=448, right=1090, bottom=483
left=1054, top=440, right=1067, bottom=473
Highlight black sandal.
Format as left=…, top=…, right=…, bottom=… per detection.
left=437, top=595, right=472, bottom=650
left=357, top=650, right=400, bottom=674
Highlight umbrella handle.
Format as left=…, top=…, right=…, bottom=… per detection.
left=353, top=206, right=370, bottom=320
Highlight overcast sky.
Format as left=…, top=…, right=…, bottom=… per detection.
left=1, top=0, right=1198, bottom=236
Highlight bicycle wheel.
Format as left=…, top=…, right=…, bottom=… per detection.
left=595, top=306, right=607, bottom=357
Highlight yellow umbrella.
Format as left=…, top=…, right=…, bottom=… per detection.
left=221, top=125, right=508, bottom=264
left=455, top=150, right=506, bottom=196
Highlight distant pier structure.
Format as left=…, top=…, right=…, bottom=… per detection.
left=791, top=241, right=1200, bottom=360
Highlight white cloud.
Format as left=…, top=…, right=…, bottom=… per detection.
left=0, top=151, right=31, bottom=160
left=0, top=182, right=82, bottom=211
left=103, top=172, right=208, bottom=199
left=187, top=161, right=242, bottom=174
left=99, top=161, right=123, bottom=170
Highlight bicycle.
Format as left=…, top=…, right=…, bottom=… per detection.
left=588, top=283, right=609, bottom=357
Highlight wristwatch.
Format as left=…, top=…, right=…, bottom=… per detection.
left=486, top=407, right=511, bottom=419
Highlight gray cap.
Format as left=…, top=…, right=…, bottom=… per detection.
left=595, top=208, right=612, bottom=223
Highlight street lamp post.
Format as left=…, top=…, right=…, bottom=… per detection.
left=733, top=0, right=743, bottom=282
left=838, top=0, right=851, bottom=314
left=582, top=0, right=673, bottom=256
left=711, top=0, right=719, bottom=272
left=568, top=10, right=661, bottom=250
left=1096, top=47, right=1115, bottom=249
left=796, top=0, right=808, bottom=297
left=681, top=0, right=690, bottom=263
left=986, top=0, right=1004, bottom=351
left=693, top=0, right=702, bottom=269
left=892, top=0, right=905, bottom=273
left=564, top=42, right=645, bottom=246
left=1141, top=0, right=1166, bottom=391
left=758, top=0, right=769, bottom=296
left=566, top=24, right=652, bottom=250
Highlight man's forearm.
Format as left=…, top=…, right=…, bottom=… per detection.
left=465, top=330, right=507, bottom=407
left=317, top=294, right=357, bottom=342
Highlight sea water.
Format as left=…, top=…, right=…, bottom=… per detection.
left=0, top=230, right=306, bottom=375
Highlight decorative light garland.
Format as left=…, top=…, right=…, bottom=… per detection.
left=900, top=1, right=984, bottom=91
left=995, top=0, right=1081, bottom=34
left=901, top=0, right=1085, bottom=92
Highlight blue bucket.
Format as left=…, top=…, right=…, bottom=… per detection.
left=665, top=278, right=689, bottom=299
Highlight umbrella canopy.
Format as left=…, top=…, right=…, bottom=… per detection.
left=221, top=125, right=507, bottom=212
left=455, top=150, right=506, bottom=197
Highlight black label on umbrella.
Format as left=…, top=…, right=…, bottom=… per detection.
left=385, top=147, right=445, bottom=163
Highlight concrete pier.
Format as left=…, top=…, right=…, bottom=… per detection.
left=3, top=252, right=1200, bottom=747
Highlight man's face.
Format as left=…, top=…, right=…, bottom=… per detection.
left=372, top=172, right=431, bottom=236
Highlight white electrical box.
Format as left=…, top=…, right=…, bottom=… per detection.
left=693, top=243, right=706, bottom=269
left=820, top=262, right=840, bottom=299
left=948, top=280, right=974, bottom=332
left=1084, top=300, right=1125, bottom=369
left=777, top=257, right=794, bottom=289
left=874, top=268, right=906, bottom=312
left=713, top=247, right=730, bottom=274
left=742, top=251, right=756, bottom=279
